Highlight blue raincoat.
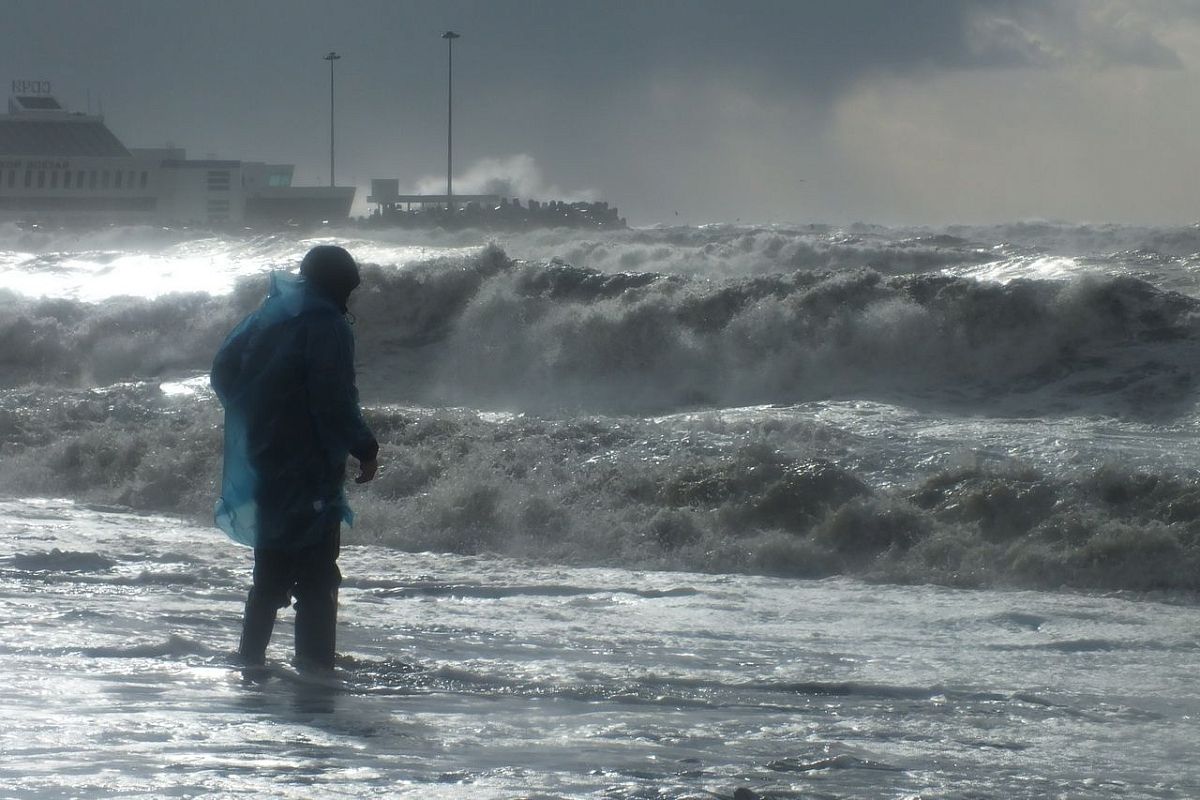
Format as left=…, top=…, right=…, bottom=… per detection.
left=211, top=271, right=377, bottom=549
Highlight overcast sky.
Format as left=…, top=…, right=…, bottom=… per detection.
left=5, top=0, right=1200, bottom=225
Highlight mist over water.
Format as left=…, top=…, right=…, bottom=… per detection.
left=2, top=222, right=1200, bottom=593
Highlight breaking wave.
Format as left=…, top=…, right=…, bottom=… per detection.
left=2, top=385, right=1199, bottom=594
left=1, top=243, right=1197, bottom=417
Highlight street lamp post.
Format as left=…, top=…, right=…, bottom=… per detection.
left=323, top=51, right=341, bottom=187
left=441, top=31, right=460, bottom=211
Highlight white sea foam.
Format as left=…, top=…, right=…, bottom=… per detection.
left=0, top=224, right=466, bottom=301
left=7, top=221, right=1200, bottom=303
left=0, top=499, right=1197, bottom=798
left=2, top=381, right=1198, bottom=592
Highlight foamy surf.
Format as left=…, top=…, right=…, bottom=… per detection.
left=3, top=222, right=1200, bottom=797
left=1, top=499, right=1197, bottom=799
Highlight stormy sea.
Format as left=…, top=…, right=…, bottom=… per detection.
left=1, top=221, right=1198, bottom=798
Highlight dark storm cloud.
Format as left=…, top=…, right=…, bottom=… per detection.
left=467, top=0, right=1183, bottom=101
left=3, top=1, right=1177, bottom=121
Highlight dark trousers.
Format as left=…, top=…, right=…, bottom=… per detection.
left=238, top=520, right=342, bottom=670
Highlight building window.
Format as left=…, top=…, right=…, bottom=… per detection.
left=7, top=170, right=14, bottom=188
left=36, top=171, right=45, bottom=188
left=50, top=171, right=59, bottom=189
left=63, top=171, right=71, bottom=189
left=76, top=170, right=84, bottom=188
left=24, top=170, right=31, bottom=188
left=206, top=198, right=231, bottom=213
left=101, top=171, right=110, bottom=189
left=206, top=170, right=231, bottom=191
left=140, top=171, right=148, bottom=189
left=114, top=170, right=123, bottom=189
left=88, top=170, right=97, bottom=190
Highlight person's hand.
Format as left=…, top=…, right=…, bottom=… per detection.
left=355, top=457, right=379, bottom=484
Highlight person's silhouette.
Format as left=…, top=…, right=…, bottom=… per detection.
left=211, top=245, right=379, bottom=671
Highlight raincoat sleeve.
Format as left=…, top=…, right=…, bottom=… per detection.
left=305, top=315, right=379, bottom=463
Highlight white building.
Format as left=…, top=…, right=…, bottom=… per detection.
left=0, top=82, right=353, bottom=227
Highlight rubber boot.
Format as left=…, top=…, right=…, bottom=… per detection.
left=293, top=585, right=338, bottom=671
left=237, top=596, right=278, bottom=667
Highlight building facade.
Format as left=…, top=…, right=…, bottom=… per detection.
left=0, top=83, right=353, bottom=227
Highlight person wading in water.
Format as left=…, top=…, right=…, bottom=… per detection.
left=211, top=244, right=379, bottom=672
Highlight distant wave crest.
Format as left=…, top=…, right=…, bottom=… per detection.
left=0, top=243, right=1196, bottom=416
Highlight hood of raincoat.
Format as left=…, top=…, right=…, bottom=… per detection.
left=300, top=245, right=360, bottom=313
